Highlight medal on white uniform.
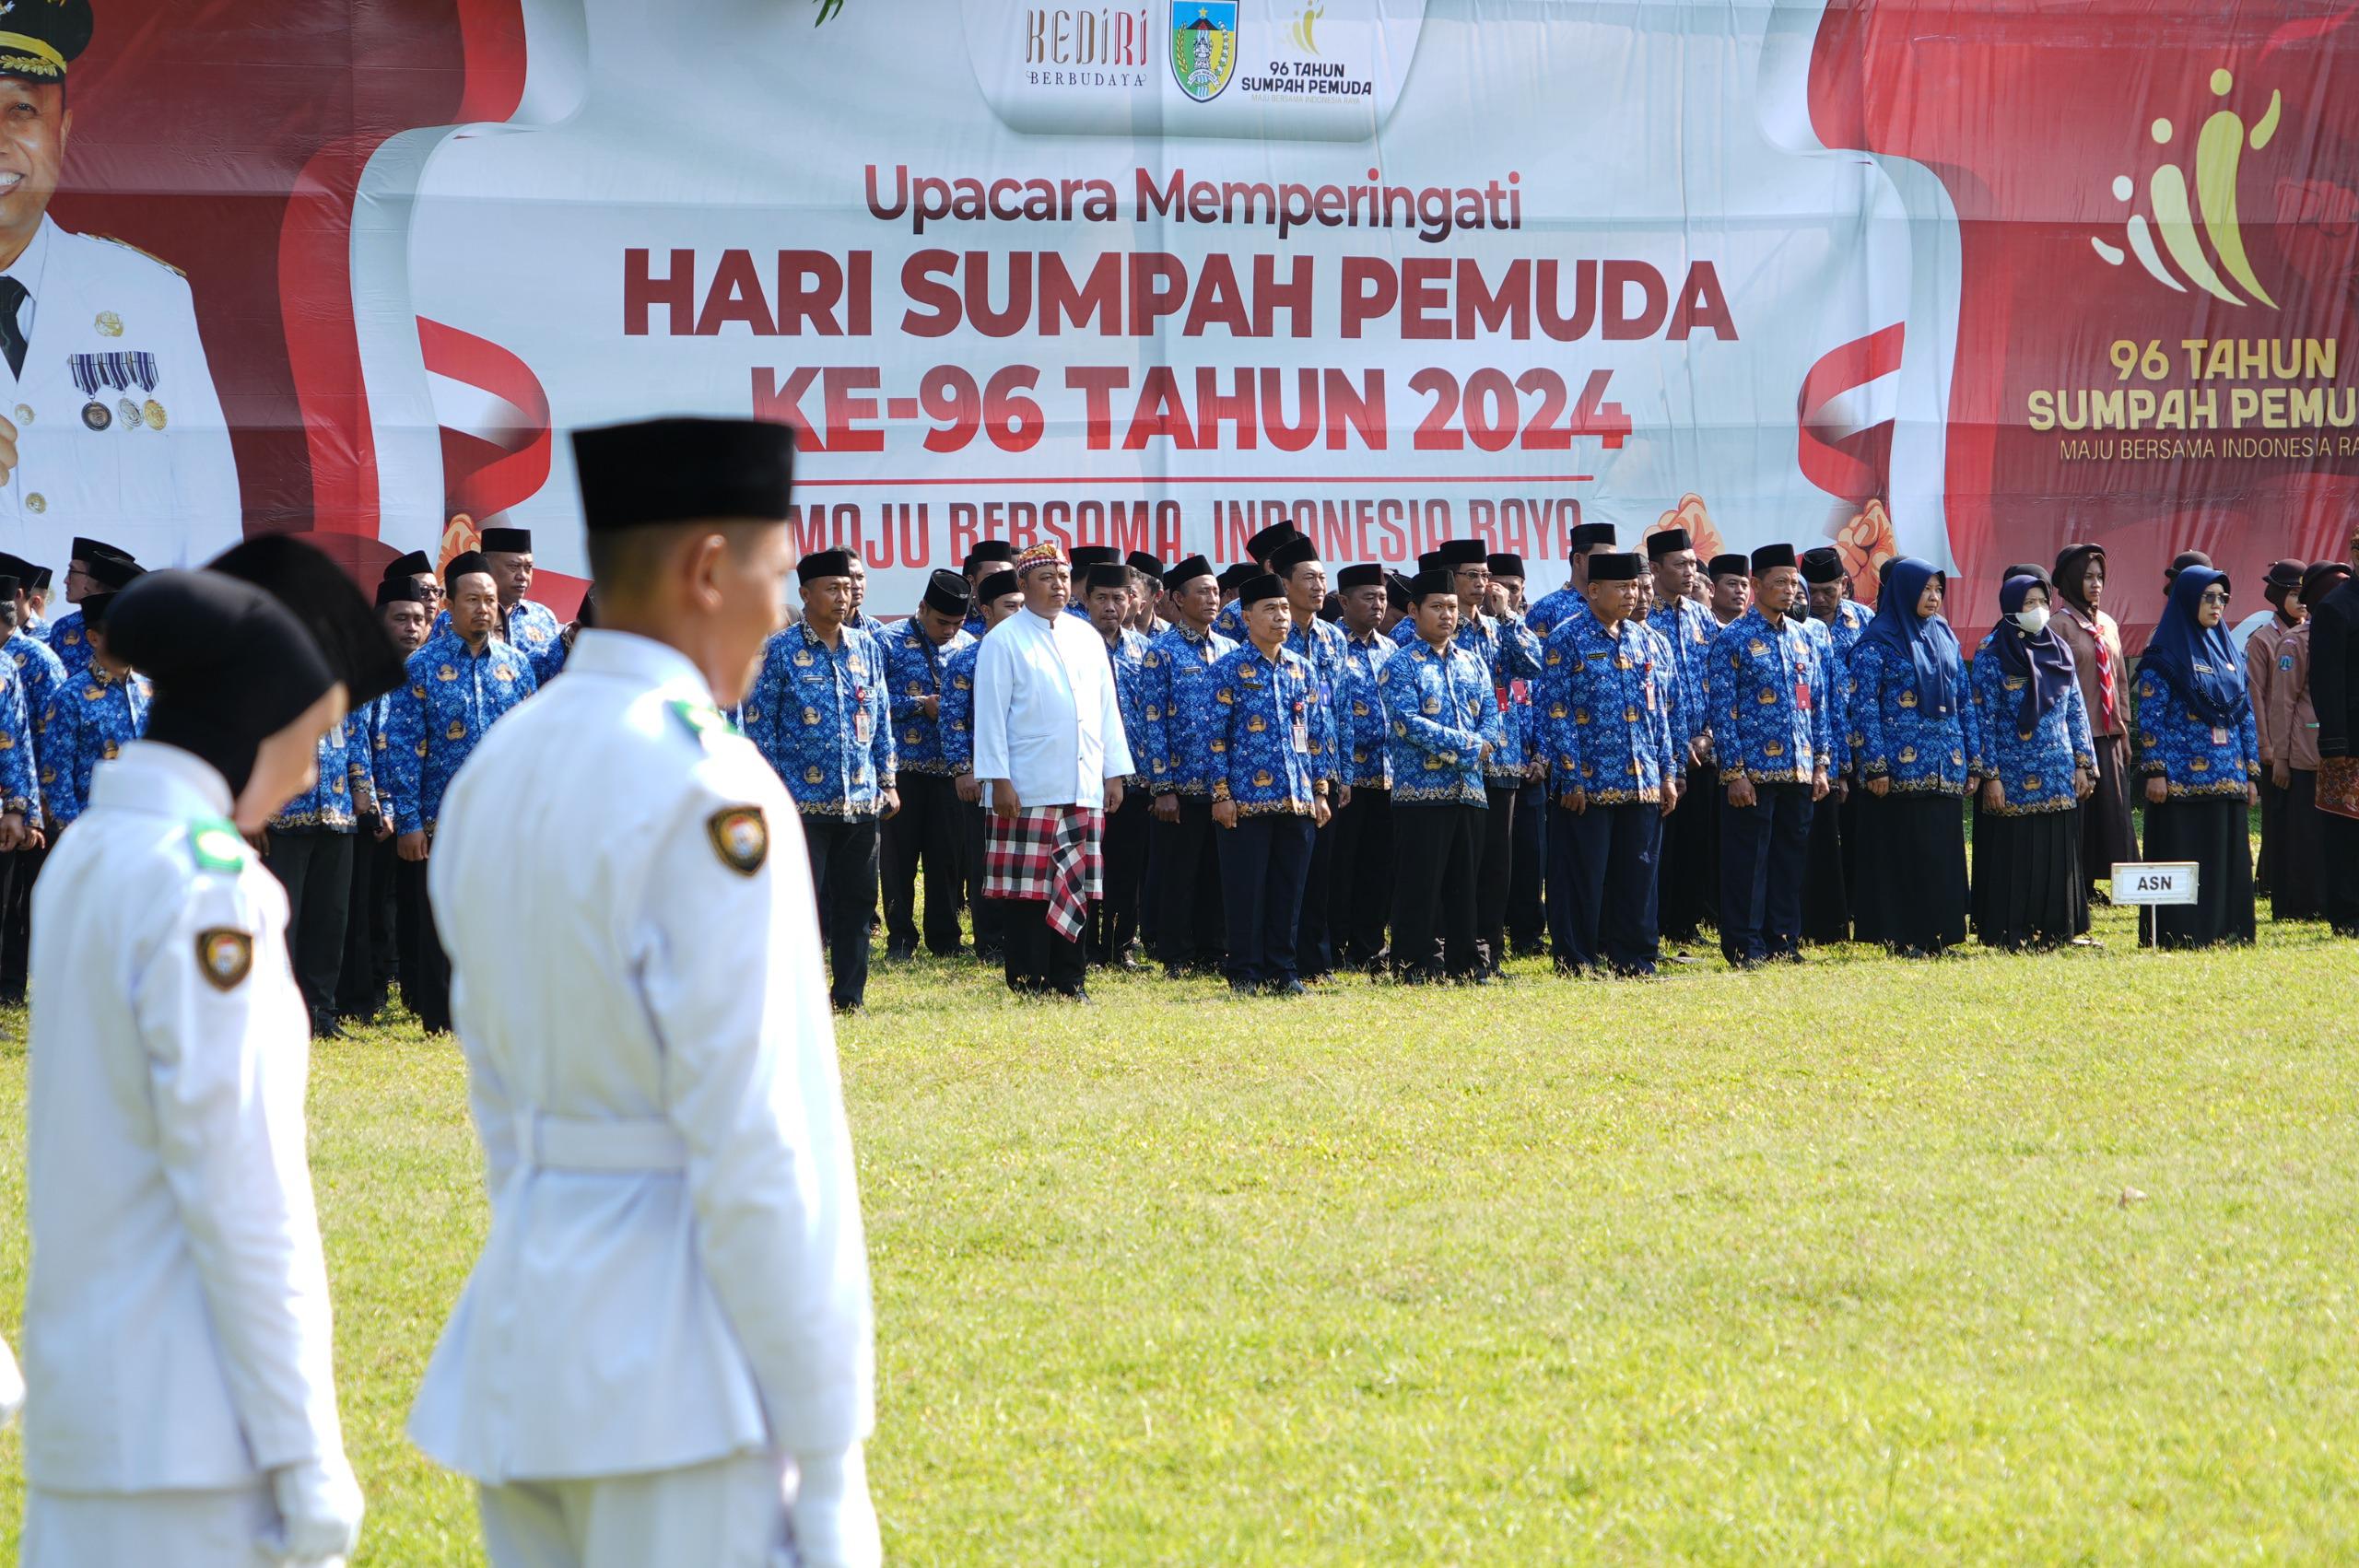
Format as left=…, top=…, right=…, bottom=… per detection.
left=131, top=352, right=166, bottom=430
left=70, top=355, right=111, bottom=430
left=101, top=353, right=141, bottom=435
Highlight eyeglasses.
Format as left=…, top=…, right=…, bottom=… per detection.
left=2198, top=590, right=2230, bottom=606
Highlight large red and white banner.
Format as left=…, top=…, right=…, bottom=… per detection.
left=32, top=0, right=2359, bottom=640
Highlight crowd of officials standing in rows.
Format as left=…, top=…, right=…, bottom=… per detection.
left=1, top=511, right=2351, bottom=1026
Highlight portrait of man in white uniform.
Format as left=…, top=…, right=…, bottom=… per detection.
left=0, top=0, right=242, bottom=570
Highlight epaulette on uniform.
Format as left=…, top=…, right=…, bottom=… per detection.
left=186, top=816, right=251, bottom=872
left=88, top=234, right=188, bottom=280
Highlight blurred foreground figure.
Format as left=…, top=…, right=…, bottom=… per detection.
left=24, top=542, right=401, bottom=1568
left=410, top=417, right=878, bottom=1568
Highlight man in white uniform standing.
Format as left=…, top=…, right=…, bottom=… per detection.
left=0, top=0, right=242, bottom=568
left=972, top=539, right=1133, bottom=1000
left=410, top=415, right=878, bottom=1568
left=22, top=540, right=401, bottom=1567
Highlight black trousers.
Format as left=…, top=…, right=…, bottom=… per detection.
left=1154, top=798, right=1226, bottom=970
left=2322, top=809, right=2359, bottom=935
left=0, top=842, right=46, bottom=1002
left=1002, top=897, right=1088, bottom=995
left=1391, top=801, right=1485, bottom=979
left=1294, top=808, right=1337, bottom=978
left=2257, top=772, right=2284, bottom=896
left=958, top=798, right=1005, bottom=958
left=1802, top=790, right=1852, bottom=943
left=395, top=855, right=452, bottom=1034
left=338, top=829, right=398, bottom=1019
left=1091, top=791, right=1151, bottom=965
left=1474, top=783, right=1520, bottom=974
left=265, top=827, right=355, bottom=1026
left=1658, top=759, right=1718, bottom=941
left=804, top=814, right=881, bottom=1009
left=1719, top=782, right=1812, bottom=965
left=1548, top=799, right=1665, bottom=974
left=1327, top=785, right=1392, bottom=968
left=1507, top=777, right=1547, bottom=954
left=1218, top=812, right=1316, bottom=986
left=882, top=772, right=964, bottom=955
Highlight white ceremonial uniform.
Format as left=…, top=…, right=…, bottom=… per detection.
left=0, top=216, right=243, bottom=567
left=971, top=606, right=1133, bottom=809
left=411, top=629, right=874, bottom=1568
left=21, top=742, right=349, bottom=1568
left=0, top=1332, right=21, bottom=1426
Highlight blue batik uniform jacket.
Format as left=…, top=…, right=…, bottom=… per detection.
left=272, top=714, right=373, bottom=832
left=883, top=619, right=973, bottom=777
left=1336, top=628, right=1396, bottom=790
left=1379, top=638, right=1505, bottom=805
left=1848, top=638, right=1978, bottom=794
left=1139, top=623, right=1238, bottom=799
left=1819, top=599, right=1873, bottom=774
left=1284, top=615, right=1350, bottom=783
left=1103, top=626, right=1155, bottom=788
left=744, top=621, right=898, bottom=818
left=0, top=654, right=38, bottom=819
left=1538, top=614, right=1684, bottom=805
left=1390, top=606, right=1545, bottom=681
left=44, top=666, right=150, bottom=825
left=940, top=638, right=983, bottom=777
left=1796, top=614, right=1855, bottom=778
left=2133, top=667, right=2260, bottom=798
left=503, top=599, right=567, bottom=685
left=1524, top=582, right=1583, bottom=641
left=1208, top=641, right=1333, bottom=815
left=1649, top=596, right=1717, bottom=753
left=1703, top=608, right=1835, bottom=787
left=1212, top=598, right=1248, bottom=644
left=386, top=630, right=538, bottom=837
left=8, top=630, right=67, bottom=765
left=47, top=607, right=96, bottom=681
left=1968, top=635, right=2096, bottom=814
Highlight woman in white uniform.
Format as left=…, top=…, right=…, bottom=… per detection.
left=20, top=540, right=405, bottom=1568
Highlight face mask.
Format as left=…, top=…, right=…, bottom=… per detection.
left=2013, top=606, right=2050, bottom=636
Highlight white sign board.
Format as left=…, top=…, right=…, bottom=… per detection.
left=2111, top=861, right=2200, bottom=906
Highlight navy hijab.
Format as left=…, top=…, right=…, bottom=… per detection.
left=1990, top=575, right=2077, bottom=731
left=1855, top=556, right=1962, bottom=716
left=2140, top=566, right=2246, bottom=729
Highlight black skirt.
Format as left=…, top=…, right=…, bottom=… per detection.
left=2271, top=769, right=2326, bottom=920
left=1802, top=791, right=1851, bottom=943
left=2080, top=735, right=2140, bottom=895
left=2139, top=795, right=2257, bottom=949
left=1855, top=790, right=1968, bottom=954
left=1972, top=805, right=2086, bottom=949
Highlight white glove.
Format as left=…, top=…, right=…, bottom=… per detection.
left=270, top=1453, right=365, bottom=1567
left=790, top=1443, right=882, bottom=1568
left=0, top=1335, right=22, bottom=1428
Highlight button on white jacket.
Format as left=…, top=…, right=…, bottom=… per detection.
left=23, top=742, right=346, bottom=1491
left=409, top=630, right=874, bottom=1481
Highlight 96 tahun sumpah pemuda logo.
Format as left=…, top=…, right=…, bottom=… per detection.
left=2093, top=66, right=2283, bottom=308
left=1172, top=2, right=1238, bottom=101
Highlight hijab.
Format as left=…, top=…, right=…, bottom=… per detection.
left=2053, top=543, right=2105, bottom=614
left=1990, top=575, right=2077, bottom=732
left=2139, top=566, right=2245, bottom=729
left=1854, top=556, right=1962, bottom=716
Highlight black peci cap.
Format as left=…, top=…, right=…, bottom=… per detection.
left=382, top=550, right=434, bottom=582
left=921, top=569, right=971, bottom=617
left=1589, top=552, right=1642, bottom=582
left=1269, top=535, right=1322, bottom=575
left=1646, top=529, right=1692, bottom=559
left=1337, top=564, right=1385, bottom=591
left=1437, top=539, right=1489, bottom=568
left=1085, top=564, right=1133, bottom=595
left=1799, top=546, right=1845, bottom=585
left=1486, top=553, right=1526, bottom=579
left=443, top=551, right=492, bottom=591
left=1238, top=573, right=1286, bottom=606
left=571, top=417, right=795, bottom=531
left=798, top=548, right=854, bottom=585
left=479, top=526, right=534, bottom=555
left=977, top=569, right=1018, bottom=601
left=1708, top=553, right=1750, bottom=581
left=1750, top=543, right=1798, bottom=574
left=1244, top=521, right=1301, bottom=564
left=1165, top=555, right=1215, bottom=591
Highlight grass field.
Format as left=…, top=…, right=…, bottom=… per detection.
left=0, top=889, right=2352, bottom=1564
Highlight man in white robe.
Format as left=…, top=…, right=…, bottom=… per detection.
left=971, top=539, right=1133, bottom=1000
